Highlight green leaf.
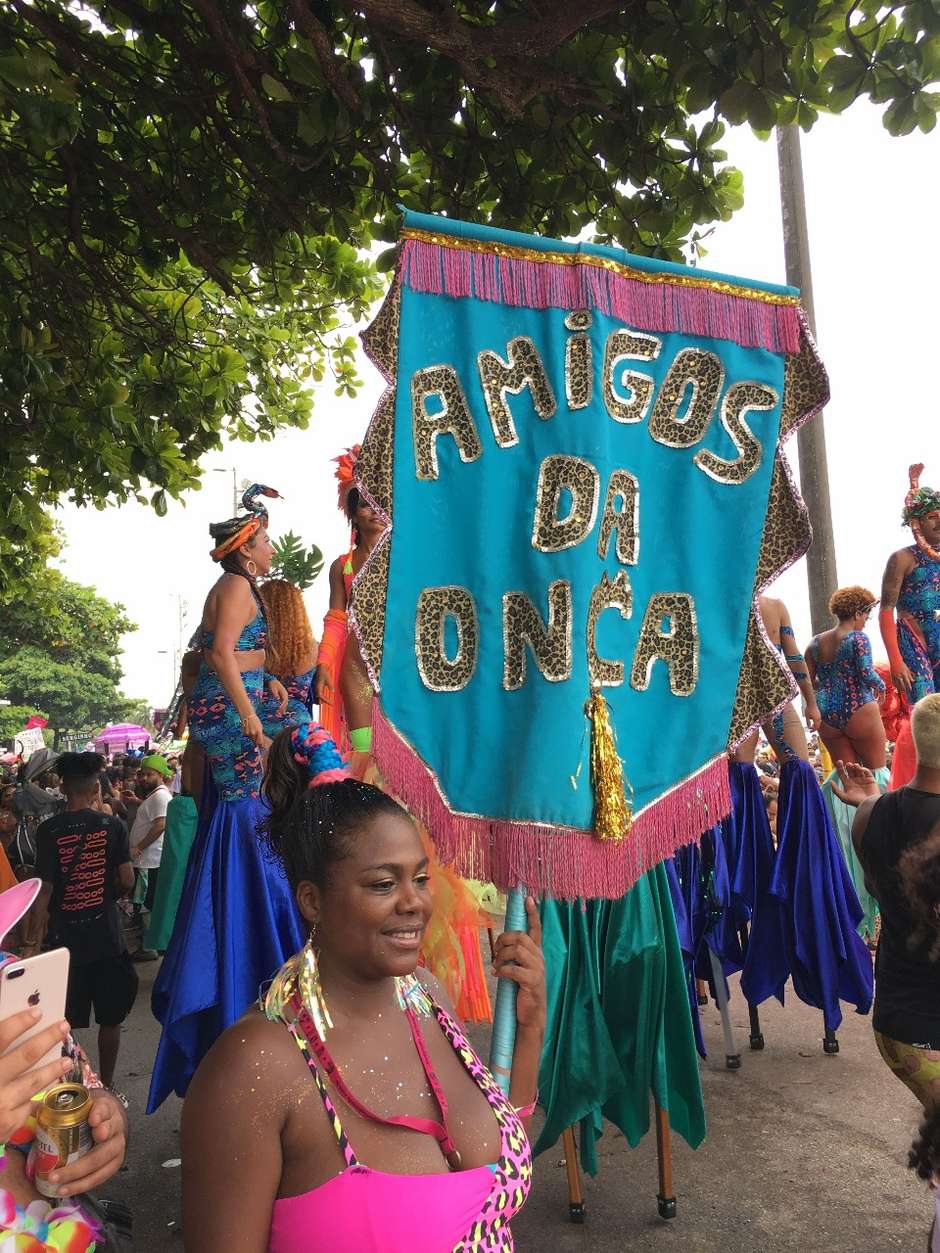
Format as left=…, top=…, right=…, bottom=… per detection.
left=261, top=74, right=294, bottom=102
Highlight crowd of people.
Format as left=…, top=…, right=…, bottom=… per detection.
left=0, top=457, right=936, bottom=1251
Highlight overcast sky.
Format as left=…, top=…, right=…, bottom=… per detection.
left=53, top=101, right=939, bottom=709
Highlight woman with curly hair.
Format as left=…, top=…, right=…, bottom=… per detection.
left=258, top=578, right=319, bottom=732
left=806, top=585, right=887, bottom=768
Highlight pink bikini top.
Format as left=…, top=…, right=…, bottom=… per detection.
left=267, top=997, right=532, bottom=1253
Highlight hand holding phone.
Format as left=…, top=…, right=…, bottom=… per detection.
left=0, top=948, right=70, bottom=1069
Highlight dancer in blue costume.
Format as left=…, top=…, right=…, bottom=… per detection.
left=806, top=586, right=886, bottom=770
left=880, top=464, right=940, bottom=706
left=808, top=585, right=888, bottom=938
left=148, top=485, right=307, bottom=1111
left=257, top=578, right=318, bottom=735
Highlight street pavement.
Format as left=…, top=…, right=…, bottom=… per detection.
left=98, top=963, right=930, bottom=1251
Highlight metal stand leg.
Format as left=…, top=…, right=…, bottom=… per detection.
left=562, top=1125, right=585, bottom=1223
left=748, top=1001, right=765, bottom=1050
left=823, top=1025, right=840, bottom=1054
left=708, top=947, right=741, bottom=1069
left=655, top=1102, right=677, bottom=1219
left=738, top=926, right=764, bottom=1050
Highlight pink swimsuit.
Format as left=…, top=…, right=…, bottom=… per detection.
left=267, top=1000, right=532, bottom=1253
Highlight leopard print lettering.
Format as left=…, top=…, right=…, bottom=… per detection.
left=477, top=336, right=556, bottom=447
left=596, top=469, right=639, bottom=565
left=531, top=454, right=600, bottom=553
left=602, top=328, right=661, bottom=424
left=412, top=364, right=483, bottom=481
left=630, top=593, right=699, bottom=696
left=564, top=311, right=593, bottom=411
left=694, top=380, right=778, bottom=485
left=649, top=347, right=724, bottom=449
left=416, top=586, right=479, bottom=691
left=503, top=581, right=572, bottom=690
left=588, top=571, right=633, bottom=687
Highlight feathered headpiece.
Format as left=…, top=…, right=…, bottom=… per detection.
left=291, top=720, right=349, bottom=787
left=903, top=464, right=940, bottom=562
left=333, top=445, right=361, bottom=516
left=209, top=483, right=281, bottom=562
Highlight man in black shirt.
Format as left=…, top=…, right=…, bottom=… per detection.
left=835, top=693, right=940, bottom=1106
left=31, top=753, right=137, bottom=1088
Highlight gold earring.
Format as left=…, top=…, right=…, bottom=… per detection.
left=299, top=929, right=332, bottom=1035
left=246, top=559, right=258, bottom=578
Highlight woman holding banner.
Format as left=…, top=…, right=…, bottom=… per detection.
left=181, top=721, right=543, bottom=1253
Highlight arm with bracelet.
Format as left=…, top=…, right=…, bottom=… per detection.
left=778, top=607, right=821, bottom=731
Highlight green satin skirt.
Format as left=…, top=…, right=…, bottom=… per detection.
left=145, top=794, right=199, bottom=951
left=535, top=862, right=706, bottom=1173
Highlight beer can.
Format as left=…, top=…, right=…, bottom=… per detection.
left=31, top=1083, right=93, bottom=1197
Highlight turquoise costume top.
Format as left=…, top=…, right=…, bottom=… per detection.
left=199, top=608, right=268, bottom=653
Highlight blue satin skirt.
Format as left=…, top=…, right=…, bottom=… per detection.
left=743, top=758, right=873, bottom=1031
left=147, top=791, right=306, bottom=1111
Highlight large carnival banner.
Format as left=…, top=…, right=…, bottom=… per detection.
left=353, top=211, right=828, bottom=900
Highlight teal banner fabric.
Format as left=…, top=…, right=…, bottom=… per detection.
left=356, top=212, right=826, bottom=899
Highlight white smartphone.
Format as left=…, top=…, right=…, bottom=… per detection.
left=0, top=948, right=71, bottom=1069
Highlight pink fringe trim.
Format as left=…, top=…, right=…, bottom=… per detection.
left=401, top=237, right=801, bottom=354
left=374, top=704, right=730, bottom=900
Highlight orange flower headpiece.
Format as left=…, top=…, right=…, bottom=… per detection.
left=209, top=482, right=281, bottom=562
left=334, top=445, right=361, bottom=516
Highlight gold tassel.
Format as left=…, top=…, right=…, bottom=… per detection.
left=586, top=685, right=632, bottom=841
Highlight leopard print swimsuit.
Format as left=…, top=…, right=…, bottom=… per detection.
left=268, top=994, right=532, bottom=1253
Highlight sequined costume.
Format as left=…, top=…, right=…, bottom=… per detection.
left=806, top=631, right=885, bottom=731
left=897, top=545, right=940, bottom=702
left=260, top=668, right=316, bottom=737
left=265, top=971, right=532, bottom=1252
left=188, top=602, right=269, bottom=802
left=149, top=590, right=306, bottom=1111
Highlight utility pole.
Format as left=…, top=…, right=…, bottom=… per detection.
left=776, top=124, right=839, bottom=634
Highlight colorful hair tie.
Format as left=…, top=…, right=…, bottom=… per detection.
left=290, top=721, right=349, bottom=787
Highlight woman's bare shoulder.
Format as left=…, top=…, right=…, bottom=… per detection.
left=187, top=1007, right=303, bottom=1111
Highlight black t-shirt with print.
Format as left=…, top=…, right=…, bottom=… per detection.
left=36, top=808, right=130, bottom=961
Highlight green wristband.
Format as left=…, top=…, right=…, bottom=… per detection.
left=349, top=726, right=372, bottom=753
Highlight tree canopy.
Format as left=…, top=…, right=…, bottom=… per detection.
left=0, top=566, right=142, bottom=744
left=2, top=1, right=938, bottom=596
